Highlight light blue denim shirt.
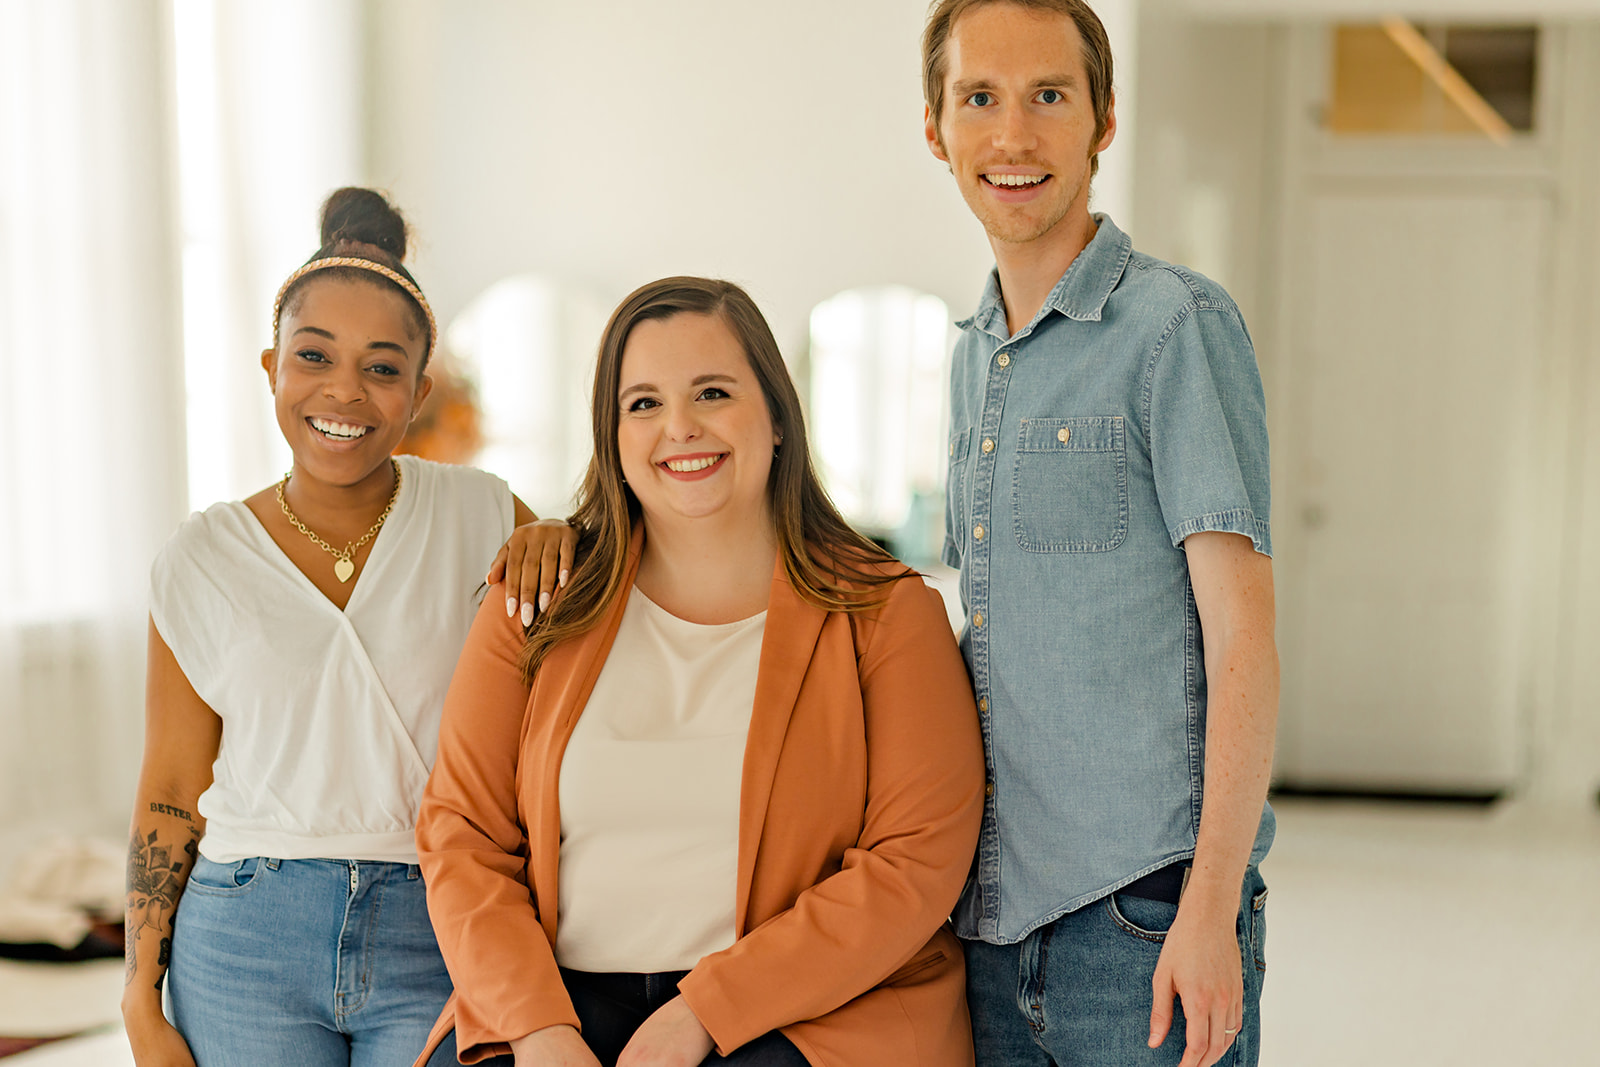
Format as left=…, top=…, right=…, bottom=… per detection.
left=945, top=215, right=1275, bottom=945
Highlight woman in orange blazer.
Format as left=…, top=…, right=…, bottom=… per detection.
left=414, top=277, right=984, bottom=1067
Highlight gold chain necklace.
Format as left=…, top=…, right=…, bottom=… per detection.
left=275, top=459, right=402, bottom=583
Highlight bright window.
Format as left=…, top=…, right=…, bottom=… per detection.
left=1327, top=22, right=1538, bottom=141
left=808, top=287, right=952, bottom=561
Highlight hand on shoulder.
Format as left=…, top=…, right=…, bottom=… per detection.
left=489, top=517, right=578, bottom=627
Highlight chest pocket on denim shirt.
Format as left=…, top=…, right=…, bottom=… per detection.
left=947, top=428, right=973, bottom=542
left=1012, top=416, right=1127, bottom=552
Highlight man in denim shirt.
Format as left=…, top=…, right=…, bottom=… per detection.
left=921, top=3, right=1277, bottom=1066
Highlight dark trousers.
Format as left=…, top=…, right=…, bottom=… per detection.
left=562, top=968, right=807, bottom=1066
left=429, top=968, right=809, bottom=1067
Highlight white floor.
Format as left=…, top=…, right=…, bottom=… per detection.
left=4, top=797, right=1597, bottom=1066
left=1258, top=797, right=1600, bottom=1066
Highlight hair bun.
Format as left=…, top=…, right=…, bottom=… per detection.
left=319, top=186, right=408, bottom=259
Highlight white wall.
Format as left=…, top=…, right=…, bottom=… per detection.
left=1534, top=23, right=1600, bottom=808
left=363, top=1, right=1145, bottom=363
left=362, top=0, right=993, bottom=362
left=1127, top=12, right=1274, bottom=330
left=1562, top=275, right=1600, bottom=807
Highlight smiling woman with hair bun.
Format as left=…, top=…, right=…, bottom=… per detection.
left=120, top=187, right=576, bottom=1067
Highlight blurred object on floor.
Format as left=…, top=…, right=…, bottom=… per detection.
left=0, top=1036, right=68, bottom=1059
left=0, top=922, right=122, bottom=965
left=0, top=839, right=122, bottom=951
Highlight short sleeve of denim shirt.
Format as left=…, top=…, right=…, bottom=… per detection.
left=1147, top=302, right=1273, bottom=556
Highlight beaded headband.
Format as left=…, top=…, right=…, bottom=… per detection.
left=271, top=256, right=438, bottom=357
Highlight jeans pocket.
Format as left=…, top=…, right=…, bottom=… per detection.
left=1012, top=416, right=1127, bottom=552
left=1106, top=892, right=1178, bottom=944
left=185, top=856, right=262, bottom=895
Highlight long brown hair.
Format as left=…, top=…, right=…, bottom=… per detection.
left=519, top=277, right=905, bottom=680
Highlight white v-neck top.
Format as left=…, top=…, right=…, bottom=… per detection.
left=554, top=586, right=765, bottom=973
left=149, top=455, right=513, bottom=864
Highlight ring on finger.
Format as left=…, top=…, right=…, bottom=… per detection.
left=1223, top=1026, right=1239, bottom=1036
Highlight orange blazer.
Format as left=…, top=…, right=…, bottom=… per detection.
left=414, top=536, right=985, bottom=1066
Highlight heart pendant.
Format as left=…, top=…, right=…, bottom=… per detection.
left=334, top=558, right=355, bottom=583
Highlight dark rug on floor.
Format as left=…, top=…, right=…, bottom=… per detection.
left=0, top=1035, right=69, bottom=1058
left=0, top=921, right=124, bottom=963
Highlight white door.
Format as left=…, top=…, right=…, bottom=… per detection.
left=1280, top=189, right=1550, bottom=791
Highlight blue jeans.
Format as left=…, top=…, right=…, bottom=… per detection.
left=168, top=856, right=452, bottom=1066
left=964, top=867, right=1267, bottom=1067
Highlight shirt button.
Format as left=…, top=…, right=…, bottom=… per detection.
left=985, top=781, right=995, bottom=798
left=996, top=352, right=1011, bottom=368
left=982, top=438, right=994, bottom=453
left=972, top=612, right=984, bottom=629
left=973, top=524, right=984, bottom=541
left=978, top=697, right=988, bottom=712
left=1057, top=426, right=1070, bottom=444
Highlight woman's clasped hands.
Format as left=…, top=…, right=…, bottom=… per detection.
left=512, top=997, right=713, bottom=1067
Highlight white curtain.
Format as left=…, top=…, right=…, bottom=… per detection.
left=171, top=0, right=363, bottom=510
left=0, top=0, right=363, bottom=859
left=0, top=0, right=188, bottom=849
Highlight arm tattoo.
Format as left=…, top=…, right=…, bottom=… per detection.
left=148, top=802, right=194, bottom=821
left=124, top=825, right=200, bottom=988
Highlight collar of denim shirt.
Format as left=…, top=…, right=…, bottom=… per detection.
left=957, top=213, right=1136, bottom=341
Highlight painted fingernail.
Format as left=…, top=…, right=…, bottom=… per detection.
left=521, top=602, right=534, bottom=627
left=506, top=596, right=517, bottom=618
left=539, top=591, right=551, bottom=612
left=558, top=569, right=569, bottom=588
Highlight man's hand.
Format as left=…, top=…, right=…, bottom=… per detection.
left=509, top=1024, right=602, bottom=1067
left=489, top=518, right=577, bottom=627
left=1148, top=897, right=1243, bottom=1067
left=616, top=996, right=716, bottom=1067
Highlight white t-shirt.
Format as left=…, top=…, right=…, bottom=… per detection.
left=555, top=586, right=765, bottom=973
left=149, top=455, right=513, bottom=864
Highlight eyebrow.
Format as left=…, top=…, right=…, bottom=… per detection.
left=619, top=372, right=740, bottom=402
left=293, top=325, right=411, bottom=357
left=951, top=73, right=1079, bottom=95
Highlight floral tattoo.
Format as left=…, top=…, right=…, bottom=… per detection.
left=125, top=822, right=198, bottom=988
